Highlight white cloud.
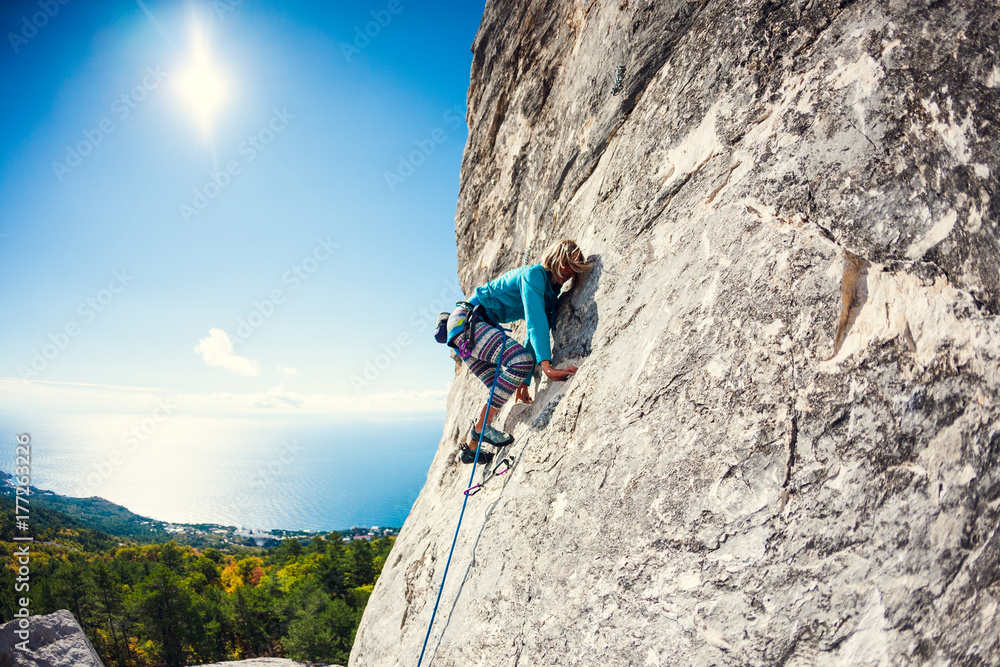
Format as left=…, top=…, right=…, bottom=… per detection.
left=194, top=328, right=260, bottom=376
left=188, top=386, right=448, bottom=414
left=0, top=377, right=447, bottom=417
left=276, top=365, right=298, bottom=377
left=254, top=383, right=303, bottom=408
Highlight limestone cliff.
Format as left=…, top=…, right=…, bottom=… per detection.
left=353, top=0, right=1000, bottom=664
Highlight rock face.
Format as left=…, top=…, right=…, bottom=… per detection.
left=353, top=0, right=1000, bottom=665
left=0, top=610, right=103, bottom=667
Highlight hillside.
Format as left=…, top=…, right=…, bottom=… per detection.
left=0, top=469, right=398, bottom=665
left=352, top=0, right=1000, bottom=665
left=0, top=469, right=330, bottom=548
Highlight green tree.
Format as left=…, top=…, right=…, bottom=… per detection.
left=90, top=559, right=134, bottom=667
left=347, top=540, right=374, bottom=588
left=49, top=554, right=97, bottom=632
left=278, top=538, right=304, bottom=562
left=0, top=544, right=17, bottom=622
left=133, top=563, right=195, bottom=667
left=188, top=555, right=222, bottom=592
left=228, top=577, right=285, bottom=657
left=186, top=585, right=230, bottom=665
left=317, top=540, right=351, bottom=599
left=282, top=588, right=356, bottom=664
left=158, top=541, right=185, bottom=573
left=309, top=535, right=328, bottom=555
left=203, top=548, right=224, bottom=564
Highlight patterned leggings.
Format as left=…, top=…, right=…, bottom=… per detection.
left=461, top=320, right=535, bottom=410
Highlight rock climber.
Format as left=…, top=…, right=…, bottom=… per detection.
left=444, top=239, right=592, bottom=464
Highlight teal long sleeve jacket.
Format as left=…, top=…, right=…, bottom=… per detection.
left=471, top=264, right=560, bottom=386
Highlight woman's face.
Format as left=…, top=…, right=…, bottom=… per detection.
left=552, top=262, right=575, bottom=285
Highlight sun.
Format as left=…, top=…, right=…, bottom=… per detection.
left=174, top=21, right=228, bottom=133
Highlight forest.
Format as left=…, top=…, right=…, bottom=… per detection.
left=0, top=495, right=393, bottom=666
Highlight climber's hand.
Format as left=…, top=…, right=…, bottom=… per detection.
left=515, top=383, right=532, bottom=404
left=542, top=362, right=577, bottom=382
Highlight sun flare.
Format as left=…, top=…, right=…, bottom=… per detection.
left=174, top=21, right=227, bottom=133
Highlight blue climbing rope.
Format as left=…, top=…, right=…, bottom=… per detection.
left=417, top=326, right=509, bottom=667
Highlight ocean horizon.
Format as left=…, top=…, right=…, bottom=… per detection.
left=0, top=412, right=444, bottom=532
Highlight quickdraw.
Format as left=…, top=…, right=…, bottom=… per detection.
left=611, top=64, right=626, bottom=95
left=464, top=455, right=515, bottom=497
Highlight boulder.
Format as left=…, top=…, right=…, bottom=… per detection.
left=0, top=610, right=103, bottom=667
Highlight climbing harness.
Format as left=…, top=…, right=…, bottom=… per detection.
left=611, top=65, right=626, bottom=95
left=417, top=326, right=509, bottom=667
left=433, top=300, right=497, bottom=359
left=452, top=301, right=496, bottom=359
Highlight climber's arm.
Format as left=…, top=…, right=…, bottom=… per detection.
left=522, top=268, right=577, bottom=383
left=540, top=359, right=576, bottom=381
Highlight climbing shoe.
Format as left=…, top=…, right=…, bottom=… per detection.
left=460, top=446, right=493, bottom=465
left=470, top=424, right=514, bottom=448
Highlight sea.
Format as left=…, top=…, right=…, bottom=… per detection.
left=0, top=413, right=443, bottom=532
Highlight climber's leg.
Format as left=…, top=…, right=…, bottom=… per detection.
left=473, top=403, right=500, bottom=433
left=462, top=321, right=533, bottom=445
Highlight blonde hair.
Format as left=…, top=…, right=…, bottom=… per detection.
left=540, top=239, right=592, bottom=284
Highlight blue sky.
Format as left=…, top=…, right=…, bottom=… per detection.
left=0, top=0, right=485, bottom=421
